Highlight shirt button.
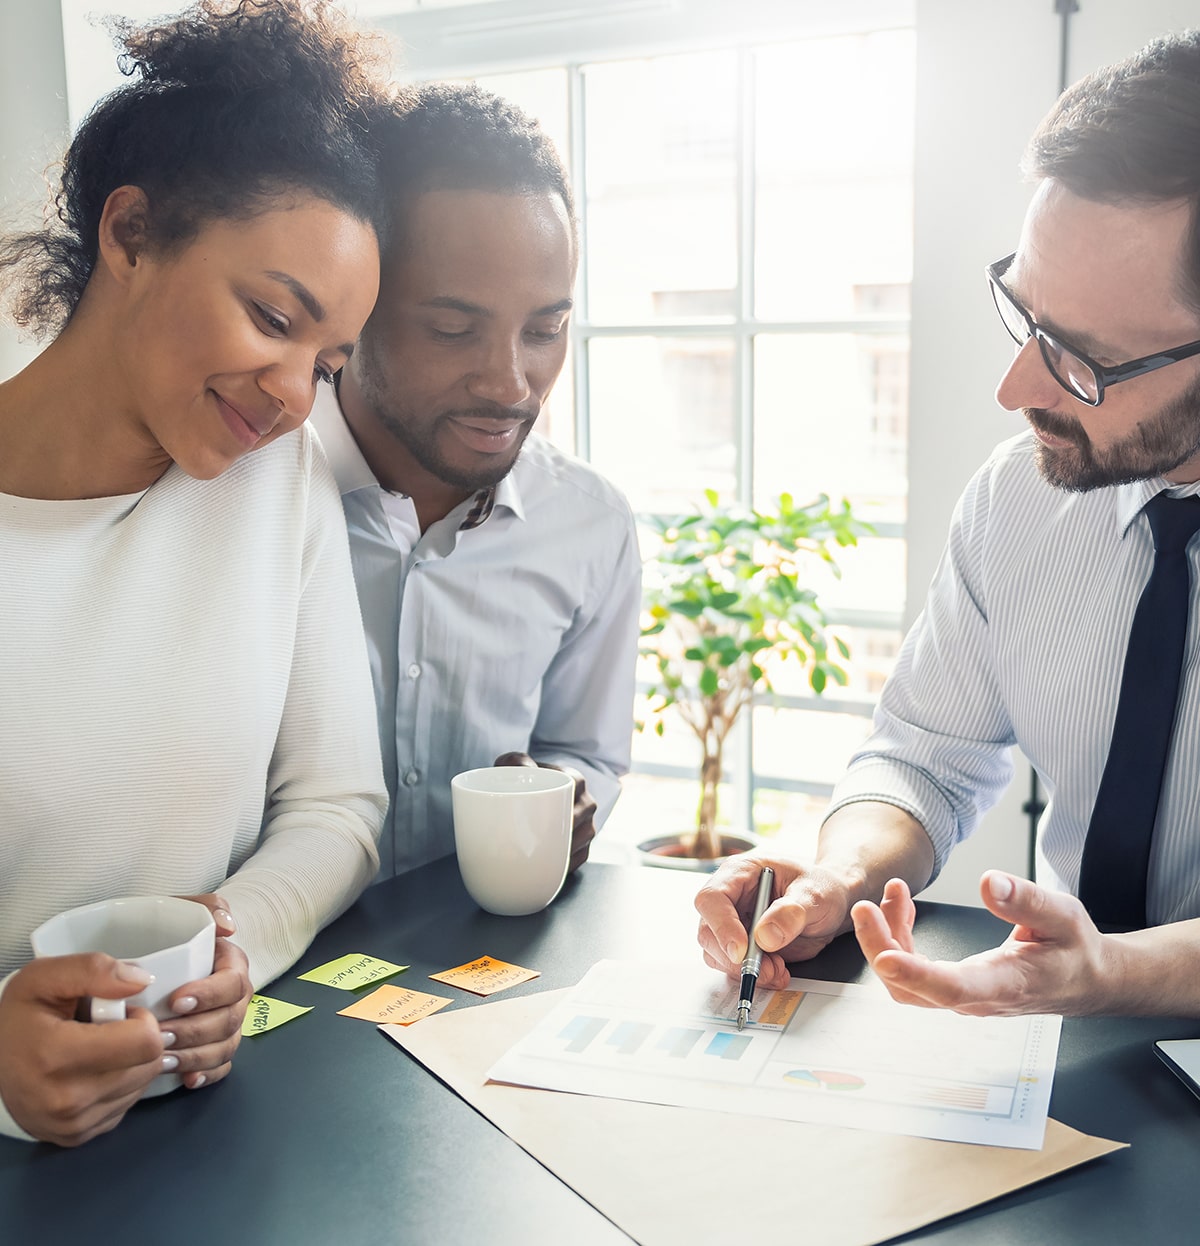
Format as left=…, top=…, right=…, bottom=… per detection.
left=407, top=663, right=421, bottom=679
left=403, top=769, right=420, bottom=787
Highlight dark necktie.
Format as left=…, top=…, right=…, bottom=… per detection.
left=1078, top=492, right=1200, bottom=929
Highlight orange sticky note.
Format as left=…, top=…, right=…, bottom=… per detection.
left=758, top=989, right=805, bottom=1028
left=429, top=955, right=540, bottom=996
left=337, top=984, right=453, bottom=1025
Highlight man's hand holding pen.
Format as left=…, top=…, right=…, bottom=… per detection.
left=695, top=853, right=858, bottom=987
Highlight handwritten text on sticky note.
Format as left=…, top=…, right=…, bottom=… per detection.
left=338, top=984, right=453, bottom=1025
left=298, top=953, right=408, bottom=991
left=429, top=956, right=540, bottom=996
left=241, top=994, right=313, bottom=1037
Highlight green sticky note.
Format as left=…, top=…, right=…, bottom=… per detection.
left=298, top=953, right=409, bottom=991
left=242, top=994, right=312, bottom=1037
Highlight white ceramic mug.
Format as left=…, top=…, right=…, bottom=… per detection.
left=451, top=766, right=575, bottom=916
left=31, top=895, right=216, bottom=1097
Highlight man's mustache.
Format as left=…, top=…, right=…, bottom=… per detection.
left=1025, top=407, right=1087, bottom=447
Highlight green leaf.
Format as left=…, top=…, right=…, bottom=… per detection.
left=699, top=668, right=720, bottom=697
left=810, top=666, right=827, bottom=694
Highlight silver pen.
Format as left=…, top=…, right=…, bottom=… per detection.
left=735, top=866, right=775, bottom=1031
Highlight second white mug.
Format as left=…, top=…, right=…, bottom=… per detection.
left=450, top=766, right=575, bottom=916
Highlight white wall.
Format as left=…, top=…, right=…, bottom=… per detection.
left=0, top=3, right=70, bottom=381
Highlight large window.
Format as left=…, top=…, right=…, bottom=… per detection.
left=466, top=24, right=915, bottom=857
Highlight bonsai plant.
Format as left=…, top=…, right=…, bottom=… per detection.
left=638, top=489, right=870, bottom=863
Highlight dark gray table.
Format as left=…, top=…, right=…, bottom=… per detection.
left=2, top=858, right=1198, bottom=1245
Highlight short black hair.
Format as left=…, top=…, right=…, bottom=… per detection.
left=373, top=81, right=575, bottom=257
left=0, top=0, right=392, bottom=338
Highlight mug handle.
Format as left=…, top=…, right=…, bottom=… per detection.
left=78, top=997, right=127, bottom=1023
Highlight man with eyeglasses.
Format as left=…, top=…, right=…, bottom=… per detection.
left=696, top=30, right=1200, bottom=1018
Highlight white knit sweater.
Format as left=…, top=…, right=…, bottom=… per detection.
left=0, top=425, right=386, bottom=1139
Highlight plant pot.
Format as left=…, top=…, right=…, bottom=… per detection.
left=635, top=831, right=757, bottom=873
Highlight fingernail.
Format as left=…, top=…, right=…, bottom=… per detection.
left=160, top=1031, right=176, bottom=1049
left=161, top=1054, right=179, bottom=1073
left=173, top=996, right=199, bottom=1015
left=116, top=962, right=154, bottom=986
left=190, top=1074, right=207, bottom=1089
left=988, top=873, right=1015, bottom=902
left=725, top=941, right=741, bottom=963
left=213, top=909, right=236, bottom=932
left=756, top=921, right=779, bottom=947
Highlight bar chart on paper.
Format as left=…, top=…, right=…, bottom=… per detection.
left=488, top=960, right=1062, bottom=1149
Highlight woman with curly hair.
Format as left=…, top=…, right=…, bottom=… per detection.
left=0, top=1, right=391, bottom=1146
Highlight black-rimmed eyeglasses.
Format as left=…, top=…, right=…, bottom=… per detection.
left=986, top=252, right=1200, bottom=406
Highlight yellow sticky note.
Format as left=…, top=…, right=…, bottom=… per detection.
left=429, top=955, right=540, bottom=996
left=338, top=984, right=453, bottom=1025
left=241, top=994, right=312, bottom=1037
left=298, top=953, right=408, bottom=991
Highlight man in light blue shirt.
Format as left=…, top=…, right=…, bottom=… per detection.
left=697, top=32, right=1200, bottom=1018
left=311, top=84, right=641, bottom=880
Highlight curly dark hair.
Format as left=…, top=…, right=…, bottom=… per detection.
left=0, top=0, right=394, bottom=338
left=1023, top=30, right=1200, bottom=311
left=372, top=81, right=576, bottom=258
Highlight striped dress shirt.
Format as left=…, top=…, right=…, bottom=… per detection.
left=827, top=430, right=1200, bottom=924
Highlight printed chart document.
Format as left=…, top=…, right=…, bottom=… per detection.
left=390, top=985, right=1122, bottom=1246
left=488, top=960, right=1062, bottom=1149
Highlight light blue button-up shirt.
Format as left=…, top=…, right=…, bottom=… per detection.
left=311, top=386, right=642, bottom=879
left=827, top=430, right=1200, bottom=924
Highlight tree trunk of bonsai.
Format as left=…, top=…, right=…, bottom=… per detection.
left=689, top=742, right=725, bottom=859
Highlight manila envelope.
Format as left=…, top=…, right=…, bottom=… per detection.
left=386, top=988, right=1125, bottom=1246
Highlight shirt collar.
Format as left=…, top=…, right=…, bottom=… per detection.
left=494, top=464, right=525, bottom=522
left=1115, top=476, right=1200, bottom=537
left=308, top=382, right=380, bottom=495
left=308, top=379, right=529, bottom=525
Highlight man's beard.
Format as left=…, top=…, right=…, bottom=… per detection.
left=1029, top=371, right=1200, bottom=492
left=356, top=340, right=533, bottom=492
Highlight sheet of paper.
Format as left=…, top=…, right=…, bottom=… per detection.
left=298, top=953, right=408, bottom=990
left=241, top=994, right=312, bottom=1037
left=429, top=955, right=539, bottom=995
left=386, top=985, right=1124, bottom=1246
left=337, top=984, right=453, bottom=1025
left=488, top=960, right=1062, bottom=1150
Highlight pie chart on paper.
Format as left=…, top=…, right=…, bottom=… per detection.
left=783, top=1068, right=866, bottom=1091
